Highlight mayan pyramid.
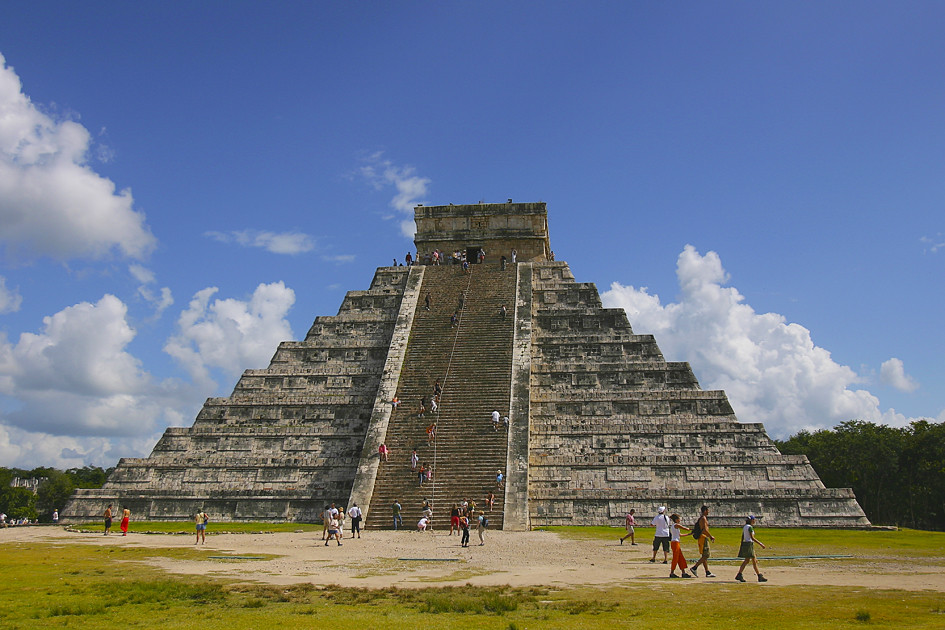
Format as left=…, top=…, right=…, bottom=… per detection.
left=64, top=202, right=869, bottom=528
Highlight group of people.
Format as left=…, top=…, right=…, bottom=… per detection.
left=627, top=505, right=767, bottom=582
left=392, top=497, right=490, bottom=547
left=102, top=504, right=131, bottom=536
left=321, top=503, right=364, bottom=546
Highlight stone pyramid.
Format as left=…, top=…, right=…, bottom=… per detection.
left=64, top=202, right=869, bottom=529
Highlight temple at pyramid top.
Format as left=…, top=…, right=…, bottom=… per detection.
left=414, top=201, right=552, bottom=262
left=63, top=200, right=870, bottom=530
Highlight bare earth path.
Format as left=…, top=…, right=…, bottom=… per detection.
left=4, top=526, right=943, bottom=592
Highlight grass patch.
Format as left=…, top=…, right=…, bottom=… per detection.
left=67, top=521, right=323, bottom=535
left=3, top=531, right=945, bottom=628
left=539, top=526, right=945, bottom=562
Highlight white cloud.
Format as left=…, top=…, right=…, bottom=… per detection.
left=0, top=54, right=156, bottom=261
left=322, top=254, right=355, bottom=264
left=163, top=282, right=295, bottom=385
left=205, top=229, right=315, bottom=255
left=129, top=264, right=173, bottom=318
left=880, top=358, right=919, bottom=393
left=920, top=233, right=944, bottom=254
left=0, top=275, right=22, bottom=313
left=0, top=294, right=201, bottom=459
left=360, top=152, right=430, bottom=238
left=601, top=245, right=913, bottom=438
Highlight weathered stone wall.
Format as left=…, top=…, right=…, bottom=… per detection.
left=63, top=267, right=411, bottom=523
left=525, top=262, right=870, bottom=528
left=414, top=202, right=551, bottom=262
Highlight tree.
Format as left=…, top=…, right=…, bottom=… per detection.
left=36, top=471, right=76, bottom=522
left=0, top=486, right=37, bottom=521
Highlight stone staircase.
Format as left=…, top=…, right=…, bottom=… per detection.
left=366, top=262, right=516, bottom=529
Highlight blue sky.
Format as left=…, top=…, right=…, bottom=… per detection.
left=1, top=2, right=942, bottom=468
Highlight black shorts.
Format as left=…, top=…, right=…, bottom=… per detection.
left=653, top=536, right=670, bottom=552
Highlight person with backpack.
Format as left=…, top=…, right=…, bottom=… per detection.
left=689, top=505, right=717, bottom=577
left=477, top=510, right=488, bottom=545
left=195, top=509, right=209, bottom=545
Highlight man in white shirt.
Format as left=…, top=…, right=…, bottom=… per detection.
left=348, top=503, right=363, bottom=538
left=650, top=506, right=671, bottom=564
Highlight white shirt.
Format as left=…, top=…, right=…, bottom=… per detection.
left=492, top=410, right=500, bottom=423
left=742, top=523, right=755, bottom=542
left=348, top=506, right=362, bottom=519
left=652, top=513, right=671, bottom=537
left=670, top=522, right=683, bottom=542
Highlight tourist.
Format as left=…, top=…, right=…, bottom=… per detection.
left=431, top=395, right=438, bottom=413
left=52, top=509, right=59, bottom=524
left=449, top=504, right=460, bottom=535
left=460, top=512, right=470, bottom=547
left=477, top=510, right=487, bottom=545
left=422, top=500, right=433, bottom=528
left=195, top=509, right=209, bottom=544
left=418, top=464, right=426, bottom=486
left=424, top=293, right=431, bottom=311
left=434, top=379, right=442, bottom=397
left=391, top=396, right=400, bottom=408
left=348, top=503, right=363, bottom=538
left=103, top=504, right=113, bottom=536
left=405, top=252, right=413, bottom=266
left=491, top=410, right=501, bottom=431
left=392, top=500, right=402, bottom=530
left=619, top=508, right=637, bottom=545
left=650, top=506, right=670, bottom=564
left=322, top=505, right=333, bottom=540
left=500, top=304, right=507, bottom=318
left=426, top=422, right=436, bottom=445
left=689, top=505, right=717, bottom=577
left=669, top=513, right=693, bottom=578
left=496, top=470, right=504, bottom=489
left=450, top=312, right=458, bottom=327
left=418, top=515, right=429, bottom=531
left=735, top=515, right=768, bottom=582
left=378, top=443, right=390, bottom=462
left=511, top=248, right=517, bottom=263
left=120, top=506, right=131, bottom=536
left=485, top=492, right=495, bottom=511
left=410, top=449, right=419, bottom=472
left=325, top=515, right=342, bottom=546
left=418, top=398, right=426, bottom=419
left=337, top=507, right=346, bottom=539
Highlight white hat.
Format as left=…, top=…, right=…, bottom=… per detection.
left=657, top=506, right=666, bottom=514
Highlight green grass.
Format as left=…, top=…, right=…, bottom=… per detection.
left=3, top=529, right=944, bottom=629
left=67, top=520, right=324, bottom=534
left=539, top=526, right=945, bottom=562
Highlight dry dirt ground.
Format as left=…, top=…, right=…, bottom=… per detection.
left=4, top=526, right=943, bottom=592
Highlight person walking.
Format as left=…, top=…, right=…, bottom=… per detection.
left=619, top=509, right=637, bottom=545
left=459, top=512, right=470, bottom=547
left=690, top=505, right=717, bottom=577
left=477, top=510, right=487, bottom=545
left=449, top=504, right=460, bottom=535
left=650, top=506, right=671, bottom=563
left=735, top=515, right=768, bottom=582
left=322, top=505, right=333, bottom=541
left=410, top=449, right=419, bottom=472
left=119, top=506, right=131, bottom=536
left=348, top=503, right=363, bottom=538
left=392, top=500, right=402, bottom=530
left=669, top=513, right=693, bottom=578
left=103, top=504, right=113, bottom=536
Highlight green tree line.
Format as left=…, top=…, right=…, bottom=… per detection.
left=0, top=466, right=113, bottom=522
left=774, top=419, right=945, bottom=531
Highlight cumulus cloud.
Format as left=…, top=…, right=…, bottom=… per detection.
left=0, top=294, right=201, bottom=458
left=0, top=275, right=22, bottom=313
left=360, top=152, right=430, bottom=238
left=205, top=229, right=315, bottom=255
left=163, top=282, right=295, bottom=385
left=0, top=54, right=156, bottom=261
left=880, top=358, right=919, bottom=393
left=601, top=245, right=910, bottom=438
